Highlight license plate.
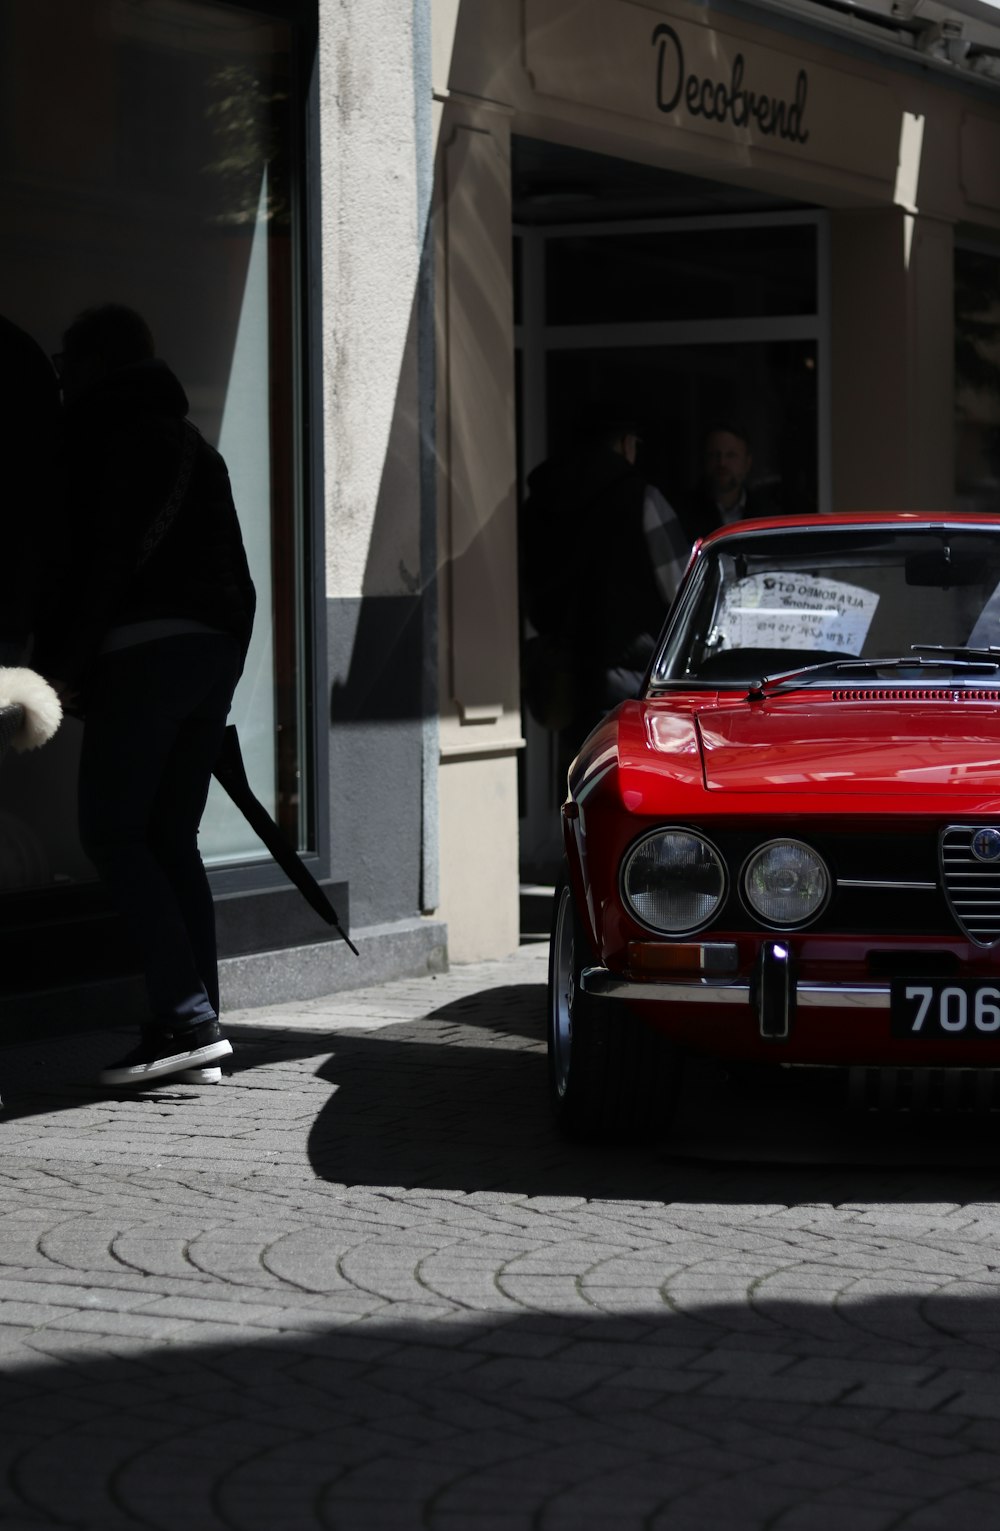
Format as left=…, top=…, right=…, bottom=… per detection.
left=890, top=980, right=1000, bottom=1038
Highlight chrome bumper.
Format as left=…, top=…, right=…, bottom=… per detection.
left=580, top=968, right=890, bottom=1010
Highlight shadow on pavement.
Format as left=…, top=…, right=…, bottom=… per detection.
left=5, top=976, right=1000, bottom=1527
left=7, top=980, right=1000, bottom=1202
left=304, top=1033, right=1000, bottom=1201
left=2, top=1296, right=1000, bottom=1530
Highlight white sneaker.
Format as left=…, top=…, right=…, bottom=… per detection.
left=97, top=1020, right=232, bottom=1087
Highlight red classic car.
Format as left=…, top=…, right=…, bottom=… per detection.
left=549, top=512, right=1000, bottom=1139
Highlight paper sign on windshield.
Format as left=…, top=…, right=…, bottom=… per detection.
left=717, top=573, right=879, bottom=653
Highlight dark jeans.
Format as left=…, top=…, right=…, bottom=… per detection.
left=78, top=633, right=242, bottom=1034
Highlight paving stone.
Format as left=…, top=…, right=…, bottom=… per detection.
left=2, top=941, right=1000, bottom=1526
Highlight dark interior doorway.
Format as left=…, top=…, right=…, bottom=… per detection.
left=512, top=137, right=825, bottom=895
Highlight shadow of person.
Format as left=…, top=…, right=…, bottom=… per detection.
left=0, top=316, right=61, bottom=665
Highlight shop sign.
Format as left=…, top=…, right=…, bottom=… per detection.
left=524, top=0, right=899, bottom=186
left=652, top=21, right=809, bottom=145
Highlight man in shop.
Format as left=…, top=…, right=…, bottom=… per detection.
left=34, top=304, right=255, bottom=1089
left=680, top=420, right=778, bottom=541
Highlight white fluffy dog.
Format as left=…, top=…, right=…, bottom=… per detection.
left=0, top=667, right=63, bottom=751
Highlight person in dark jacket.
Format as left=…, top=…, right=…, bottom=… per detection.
left=574, top=421, right=671, bottom=726
left=522, top=416, right=684, bottom=751
left=35, top=305, right=256, bottom=1088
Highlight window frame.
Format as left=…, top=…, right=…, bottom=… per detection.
left=200, top=0, right=328, bottom=898
left=514, top=208, right=832, bottom=515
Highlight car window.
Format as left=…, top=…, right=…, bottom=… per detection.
left=652, top=526, right=1000, bottom=686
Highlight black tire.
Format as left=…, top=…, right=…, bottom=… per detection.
left=546, top=874, right=682, bottom=1142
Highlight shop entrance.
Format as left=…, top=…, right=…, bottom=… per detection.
left=512, top=138, right=829, bottom=896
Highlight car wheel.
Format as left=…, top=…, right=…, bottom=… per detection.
left=547, top=874, right=681, bottom=1142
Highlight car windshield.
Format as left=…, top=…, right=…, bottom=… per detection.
left=652, top=523, right=1000, bottom=687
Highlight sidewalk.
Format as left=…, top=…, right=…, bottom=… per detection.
left=2, top=944, right=1000, bottom=1529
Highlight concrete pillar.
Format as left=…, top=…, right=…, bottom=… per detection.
left=830, top=209, right=955, bottom=512
left=319, top=0, right=439, bottom=936
left=435, top=99, right=522, bottom=961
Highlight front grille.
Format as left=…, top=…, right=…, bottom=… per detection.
left=673, top=822, right=1000, bottom=942
left=941, top=826, right=1000, bottom=946
left=693, top=824, right=949, bottom=936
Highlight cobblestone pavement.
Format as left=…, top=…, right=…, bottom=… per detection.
left=4, top=944, right=1000, bottom=1529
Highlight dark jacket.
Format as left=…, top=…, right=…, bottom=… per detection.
left=35, top=359, right=255, bottom=686
left=677, top=483, right=781, bottom=544
left=521, top=445, right=668, bottom=728
left=576, top=449, right=666, bottom=685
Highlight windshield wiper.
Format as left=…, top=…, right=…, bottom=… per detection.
left=911, top=644, right=1000, bottom=660
left=747, top=655, right=1000, bottom=701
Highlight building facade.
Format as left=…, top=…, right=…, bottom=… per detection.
left=2, top=0, right=1000, bottom=1011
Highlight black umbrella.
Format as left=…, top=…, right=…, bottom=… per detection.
left=212, top=725, right=359, bottom=956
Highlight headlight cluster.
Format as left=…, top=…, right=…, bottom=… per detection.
left=622, top=831, right=830, bottom=933
left=622, top=830, right=726, bottom=934
left=742, top=840, right=829, bottom=927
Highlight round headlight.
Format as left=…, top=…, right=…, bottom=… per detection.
left=742, top=840, right=829, bottom=927
left=622, top=830, right=726, bottom=934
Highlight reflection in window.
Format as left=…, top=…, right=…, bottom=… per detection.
left=0, top=0, right=305, bottom=890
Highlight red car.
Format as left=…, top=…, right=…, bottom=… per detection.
left=549, top=512, right=1000, bottom=1139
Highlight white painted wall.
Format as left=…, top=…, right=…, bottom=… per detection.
left=317, top=0, right=427, bottom=602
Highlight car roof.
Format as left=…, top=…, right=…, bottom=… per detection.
left=699, top=511, right=1000, bottom=544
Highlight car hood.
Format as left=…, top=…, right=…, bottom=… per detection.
left=694, top=697, right=1000, bottom=794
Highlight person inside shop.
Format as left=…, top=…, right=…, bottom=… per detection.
left=680, top=419, right=778, bottom=541
left=521, top=408, right=688, bottom=752
left=33, top=304, right=256, bottom=1090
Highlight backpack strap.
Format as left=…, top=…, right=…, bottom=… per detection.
left=134, top=420, right=200, bottom=571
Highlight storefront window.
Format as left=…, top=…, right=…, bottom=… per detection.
left=517, top=213, right=825, bottom=514
left=0, top=0, right=307, bottom=890
left=546, top=223, right=817, bottom=325
left=956, top=244, right=1000, bottom=514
